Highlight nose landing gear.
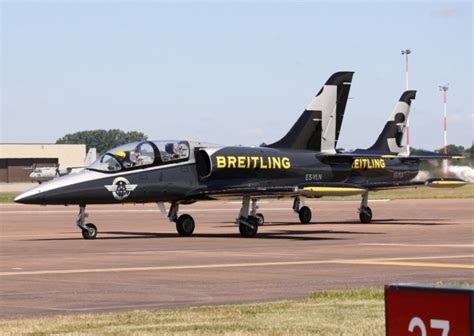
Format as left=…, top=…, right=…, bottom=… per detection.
left=81, top=223, right=97, bottom=239
left=77, top=205, right=97, bottom=239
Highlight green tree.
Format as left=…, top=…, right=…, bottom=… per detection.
left=468, top=144, right=474, bottom=159
left=56, top=129, right=147, bottom=154
left=435, top=144, right=465, bottom=155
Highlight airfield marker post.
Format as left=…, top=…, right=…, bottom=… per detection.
left=401, top=49, right=412, bottom=156
left=439, top=84, right=449, bottom=177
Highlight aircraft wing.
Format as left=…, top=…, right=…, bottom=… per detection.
left=188, top=177, right=467, bottom=200
left=359, top=177, right=467, bottom=191
left=191, top=186, right=298, bottom=200
left=188, top=182, right=368, bottom=200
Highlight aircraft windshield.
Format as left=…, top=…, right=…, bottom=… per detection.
left=87, top=140, right=189, bottom=172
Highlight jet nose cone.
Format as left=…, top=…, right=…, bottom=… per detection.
left=14, top=189, right=42, bottom=204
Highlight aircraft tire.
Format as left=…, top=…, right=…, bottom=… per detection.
left=239, top=217, right=258, bottom=238
left=81, top=223, right=97, bottom=240
left=176, top=214, right=195, bottom=236
left=359, top=207, right=372, bottom=224
left=298, top=206, right=312, bottom=224
left=255, top=213, right=265, bottom=225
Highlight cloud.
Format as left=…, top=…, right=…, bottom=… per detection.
left=431, top=7, right=458, bottom=18
left=239, top=128, right=264, bottom=136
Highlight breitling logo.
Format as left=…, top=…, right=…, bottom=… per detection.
left=352, top=158, right=386, bottom=169
left=105, top=177, right=138, bottom=200
left=216, top=156, right=291, bottom=169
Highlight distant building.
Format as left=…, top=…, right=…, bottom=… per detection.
left=0, top=144, right=86, bottom=183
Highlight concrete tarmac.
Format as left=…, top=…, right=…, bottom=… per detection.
left=0, top=199, right=473, bottom=319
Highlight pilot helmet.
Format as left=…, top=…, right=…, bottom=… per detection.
left=116, top=151, right=127, bottom=159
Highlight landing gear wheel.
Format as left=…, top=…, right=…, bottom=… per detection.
left=239, top=217, right=259, bottom=238
left=359, top=207, right=372, bottom=224
left=298, top=206, right=312, bottom=224
left=81, top=223, right=97, bottom=240
left=176, top=214, right=195, bottom=236
left=255, top=213, right=265, bottom=225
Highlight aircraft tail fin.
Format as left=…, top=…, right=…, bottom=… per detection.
left=84, top=148, right=97, bottom=165
left=367, top=90, right=416, bottom=155
left=267, top=71, right=354, bottom=153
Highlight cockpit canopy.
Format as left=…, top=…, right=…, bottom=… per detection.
left=87, top=140, right=190, bottom=173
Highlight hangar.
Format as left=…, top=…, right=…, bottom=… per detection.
left=0, top=144, right=86, bottom=183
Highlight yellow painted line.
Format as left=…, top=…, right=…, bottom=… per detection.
left=339, top=260, right=474, bottom=269
left=360, top=243, right=474, bottom=248
left=366, top=254, right=474, bottom=261
left=1, top=255, right=473, bottom=277
left=0, top=260, right=336, bottom=276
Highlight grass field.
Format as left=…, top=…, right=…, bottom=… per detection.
left=3, top=283, right=472, bottom=335
left=0, top=192, right=17, bottom=203
left=325, top=183, right=474, bottom=201
left=1, top=184, right=473, bottom=204
left=0, top=289, right=385, bottom=336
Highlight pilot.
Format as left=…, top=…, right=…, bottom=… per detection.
left=129, top=150, right=138, bottom=165
left=163, top=143, right=179, bottom=161
left=116, top=150, right=133, bottom=168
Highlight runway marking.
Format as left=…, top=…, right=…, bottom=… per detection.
left=365, top=254, right=474, bottom=261
left=339, top=260, right=474, bottom=269
left=1, top=255, right=472, bottom=276
left=360, top=243, right=474, bottom=248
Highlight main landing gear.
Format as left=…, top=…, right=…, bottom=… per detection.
left=168, top=202, right=195, bottom=237
left=358, top=191, right=373, bottom=223
left=293, top=197, right=312, bottom=224
left=236, top=196, right=261, bottom=237
left=250, top=198, right=265, bottom=225
left=77, top=205, right=97, bottom=239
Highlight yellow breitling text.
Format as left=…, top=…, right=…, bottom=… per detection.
left=216, top=156, right=291, bottom=169
left=352, top=158, right=386, bottom=169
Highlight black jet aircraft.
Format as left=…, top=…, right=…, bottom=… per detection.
left=15, top=72, right=466, bottom=239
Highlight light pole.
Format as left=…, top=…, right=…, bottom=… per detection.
left=401, top=49, right=412, bottom=155
left=439, top=84, right=449, bottom=177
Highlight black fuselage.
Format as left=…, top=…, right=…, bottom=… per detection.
left=15, top=144, right=419, bottom=205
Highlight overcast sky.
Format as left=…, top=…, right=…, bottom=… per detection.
left=1, top=1, right=472, bottom=150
